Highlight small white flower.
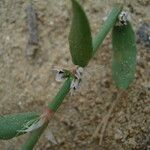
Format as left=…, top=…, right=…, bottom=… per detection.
left=70, top=77, right=81, bottom=91
left=70, top=67, right=83, bottom=94
left=52, top=67, right=66, bottom=82
left=55, top=70, right=65, bottom=82
left=75, top=67, right=84, bottom=79
left=116, top=11, right=130, bottom=26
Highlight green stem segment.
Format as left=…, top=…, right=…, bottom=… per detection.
left=21, top=77, right=73, bottom=150
left=21, top=122, right=48, bottom=150
left=48, top=77, right=73, bottom=112
left=22, top=4, right=123, bottom=150
left=93, top=4, right=122, bottom=54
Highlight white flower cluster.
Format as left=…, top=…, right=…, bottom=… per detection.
left=53, top=66, right=84, bottom=93
left=70, top=67, right=84, bottom=92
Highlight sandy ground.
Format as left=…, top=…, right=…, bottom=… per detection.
left=0, top=0, right=150, bottom=149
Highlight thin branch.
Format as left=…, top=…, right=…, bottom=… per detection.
left=21, top=122, right=48, bottom=150
left=93, top=4, right=122, bottom=54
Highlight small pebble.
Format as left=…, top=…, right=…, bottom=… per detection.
left=137, top=23, right=150, bottom=47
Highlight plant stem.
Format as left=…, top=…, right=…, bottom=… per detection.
left=21, top=77, right=73, bottom=149
left=21, top=122, right=48, bottom=150
left=48, top=77, right=73, bottom=112
left=93, top=4, right=122, bottom=54
left=22, top=4, right=123, bottom=150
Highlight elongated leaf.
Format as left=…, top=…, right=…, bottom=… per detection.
left=112, top=22, right=137, bottom=89
left=0, top=112, right=39, bottom=140
left=69, top=0, right=93, bottom=67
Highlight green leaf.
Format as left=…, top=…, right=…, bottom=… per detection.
left=69, top=0, right=93, bottom=67
left=0, top=112, right=39, bottom=140
left=112, top=22, right=137, bottom=89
